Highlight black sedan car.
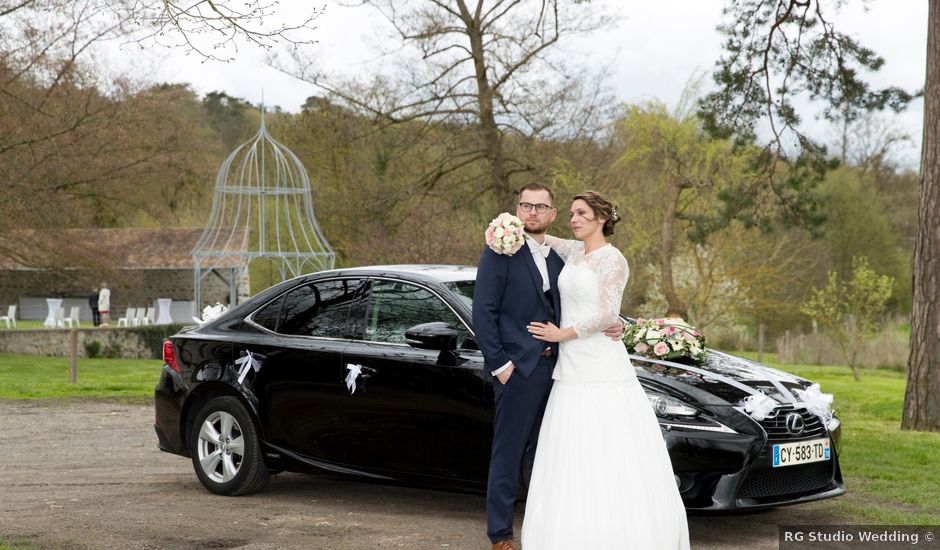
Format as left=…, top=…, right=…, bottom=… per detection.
left=154, top=265, right=845, bottom=510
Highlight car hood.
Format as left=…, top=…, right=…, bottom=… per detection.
left=633, top=350, right=812, bottom=407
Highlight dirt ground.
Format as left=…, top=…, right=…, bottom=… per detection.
left=0, top=400, right=848, bottom=550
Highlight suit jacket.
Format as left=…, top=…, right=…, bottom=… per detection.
left=473, top=244, right=563, bottom=378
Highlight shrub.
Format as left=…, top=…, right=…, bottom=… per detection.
left=103, top=341, right=123, bottom=359
left=84, top=340, right=102, bottom=358
left=131, top=324, right=187, bottom=359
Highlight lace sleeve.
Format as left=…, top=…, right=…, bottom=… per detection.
left=543, top=234, right=583, bottom=261
left=572, top=249, right=629, bottom=338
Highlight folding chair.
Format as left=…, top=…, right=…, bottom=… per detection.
left=53, top=307, right=65, bottom=328
left=144, top=307, right=155, bottom=326
left=61, top=306, right=81, bottom=328
left=134, top=308, right=148, bottom=327
left=0, top=305, right=15, bottom=328
left=118, top=307, right=137, bottom=327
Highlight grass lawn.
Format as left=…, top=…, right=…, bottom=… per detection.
left=0, top=354, right=161, bottom=399
left=737, top=352, right=940, bottom=524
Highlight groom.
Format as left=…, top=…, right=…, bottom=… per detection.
left=474, top=183, right=621, bottom=550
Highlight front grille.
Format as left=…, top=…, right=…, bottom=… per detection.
left=758, top=405, right=827, bottom=441
left=738, top=461, right=833, bottom=499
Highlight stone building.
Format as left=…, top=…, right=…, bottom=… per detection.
left=0, top=228, right=241, bottom=323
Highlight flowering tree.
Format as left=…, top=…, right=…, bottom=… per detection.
left=801, top=256, right=895, bottom=381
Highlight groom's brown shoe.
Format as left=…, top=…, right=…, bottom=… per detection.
left=492, top=539, right=516, bottom=550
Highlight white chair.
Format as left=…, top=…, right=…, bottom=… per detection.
left=61, top=306, right=81, bottom=328
left=144, top=307, right=156, bottom=326
left=118, top=307, right=137, bottom=327
left=53, top=307, right=65, bottom=328
left=0, top=305, right=15, bottom=328
left=134, top=308, right=149, bottom=327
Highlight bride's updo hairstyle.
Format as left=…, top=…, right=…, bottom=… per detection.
left=573, top=190, right=620, bottom=236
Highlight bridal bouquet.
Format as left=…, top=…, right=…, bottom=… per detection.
left=485, top=212, right=526, bottom=256
left=624, top=318, right=707, bottom=363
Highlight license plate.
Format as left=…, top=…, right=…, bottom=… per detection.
left=771, top=438, right=830, bottom=467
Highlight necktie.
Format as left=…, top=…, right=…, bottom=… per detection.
left=536, top=243, right=551, bottom=258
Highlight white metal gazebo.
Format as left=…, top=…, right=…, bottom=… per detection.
left=192, top=110, right=335, bottom=310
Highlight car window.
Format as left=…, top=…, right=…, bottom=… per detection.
left=365, top=280, right=470, bottom=346
left=276, top=279, right=364, bottom=338
left=251, top=295, right=285, bottom=332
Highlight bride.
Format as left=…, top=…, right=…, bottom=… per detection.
left=521, top=191, right=690, bottom=549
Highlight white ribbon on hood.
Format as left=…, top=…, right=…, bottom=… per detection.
left=629, top=354, right=834, bottom=423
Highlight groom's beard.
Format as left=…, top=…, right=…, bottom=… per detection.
left=524, top=220, right=550, bottom=234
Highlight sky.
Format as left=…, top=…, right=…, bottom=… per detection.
left=124, top=0, right=928, bottom=169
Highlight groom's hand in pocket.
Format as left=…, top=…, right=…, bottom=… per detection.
left=496, top=363, right=515, bottom=385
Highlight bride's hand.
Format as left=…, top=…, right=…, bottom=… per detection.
left=528, top=321, right=574, bottom=342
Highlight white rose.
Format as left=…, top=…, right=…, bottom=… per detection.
left=502, top=235, right=514, bottom=244
left=646, top=330, right=661, bottom=341
left=494, top=227, right=505, bottom=238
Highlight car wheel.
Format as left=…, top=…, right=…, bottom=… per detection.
left=190, top=396, right=269, bottom=495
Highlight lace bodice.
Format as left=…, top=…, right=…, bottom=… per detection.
left=543, top=235, right=633, bottom=382
left=543, top=236, right=629, bottom=338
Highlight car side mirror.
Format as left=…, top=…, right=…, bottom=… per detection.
left=405, top=322, right=458, bottom=351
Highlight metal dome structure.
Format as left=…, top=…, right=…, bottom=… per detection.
left=192, top=110, right=335, bottom=309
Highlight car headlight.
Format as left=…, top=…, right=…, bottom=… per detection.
left=647, top=392, right=738, bottom=434
left=647, top=393, right=699, bottom=417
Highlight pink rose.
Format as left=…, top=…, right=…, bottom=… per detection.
left=634, top=343, right=649, bottom=354
left=485, top=226, right=495, bottom=245
left=653, top=342, right=669, bottom=356
left=657, top=319, right=665, bottom=325
left=664, top=326, right=676, bottom=335
left=636, top=317, right=646, bottom=324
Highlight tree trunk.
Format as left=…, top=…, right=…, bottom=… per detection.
left=459, top=1, right=513, bottom=205
left=902, top=0, right=940, bottom=432
left=659, top=180, right=685, bottom=315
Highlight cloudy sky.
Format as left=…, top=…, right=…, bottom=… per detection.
left=129, top=0, right=928, bottom=169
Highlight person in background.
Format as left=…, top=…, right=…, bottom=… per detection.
left=98, top=282, right=111, bottom=327
left=88, top=287, right=100, bottom=327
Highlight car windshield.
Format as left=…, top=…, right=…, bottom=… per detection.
left=443, top=280, right=474, bottom=310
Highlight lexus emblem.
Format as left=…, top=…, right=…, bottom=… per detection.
left=785, top=412, right=805, bottom=435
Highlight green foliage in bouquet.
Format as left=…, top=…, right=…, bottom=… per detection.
left=623, top=318, right=707, bottom=364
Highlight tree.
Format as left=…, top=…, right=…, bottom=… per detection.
left=904, top=1, right=940, bottom=431
left=282, top=0, right=618, bottom=206
left=707, top=0, right=938, bottom=431
left=0, top=0, right=320, bottom=273
left=801, top=256, right=895, bottom=381
left=0, top=1, right=321, bottom=62
left=612, top=96, right=805, bottom=316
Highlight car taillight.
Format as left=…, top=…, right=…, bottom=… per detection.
left=163, top=340, right=181, bottom=374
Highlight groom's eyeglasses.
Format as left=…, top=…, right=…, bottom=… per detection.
left=518, top=202, right=553, bottom=214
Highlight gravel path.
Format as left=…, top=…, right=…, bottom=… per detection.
left=0, top=400, right=845, bottom=549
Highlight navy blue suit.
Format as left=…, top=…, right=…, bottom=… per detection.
left=473, top=243, right=563, bottom=544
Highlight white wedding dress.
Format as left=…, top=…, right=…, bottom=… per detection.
left=521, top=239, right=690, bottom=549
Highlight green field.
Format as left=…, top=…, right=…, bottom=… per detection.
left=1, top=353, right=938, bottom=524
left=0, top=354, right=161, bottom=399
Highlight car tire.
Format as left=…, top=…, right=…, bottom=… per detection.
left=190, top=396, right=269, bottom=496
